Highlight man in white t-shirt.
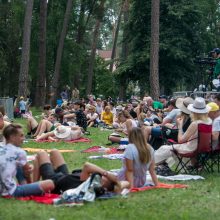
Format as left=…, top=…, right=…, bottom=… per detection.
left=208, top=102, right=220, bottom=149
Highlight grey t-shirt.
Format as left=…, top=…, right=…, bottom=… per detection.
left=117, top=143, right=154, bottom=187
left=163, top=109, right=180, bottom=125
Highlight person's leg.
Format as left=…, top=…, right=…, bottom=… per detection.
left=27, top=117, right=38, bottom=134
left=45, top=120, right=53, bottom=132
left=33, top=151, right=51, bottom=182
left=12, top=180, right=54, bottom=197
left=33, top=120, right=43, bottom=136
left=88, top=121, right=94, bottom=127
left=34, top=119, right=49, bottom=136
left=50, top=149, right=67, bottom=171
left=108, top=135, right=121, bottom=143
left=154, top=145, right=173, bottom=165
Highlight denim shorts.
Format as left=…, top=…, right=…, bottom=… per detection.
left=12, top=182, right=43, bottom=197
left=151, top=126, right=162, bottom=137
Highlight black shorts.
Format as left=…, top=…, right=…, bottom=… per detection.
left=40, top=163, right=69, bottom=185
left=31, top=126, right=38, bottom=135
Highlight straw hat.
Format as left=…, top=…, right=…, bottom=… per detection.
left=54, top=126, right=71, bottom=139
left=176, top=97, right=194, bottom=115
left=187, top=97, right=211, bottom=114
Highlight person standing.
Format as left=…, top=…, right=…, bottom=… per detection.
left=19, top=96, right=27, bottom=115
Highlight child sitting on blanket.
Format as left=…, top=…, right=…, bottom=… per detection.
left=0, top=124, right=54, bottom=197
left=36, top=125, right=83, bottom=141
left=117, top=127, right=158, bottom=188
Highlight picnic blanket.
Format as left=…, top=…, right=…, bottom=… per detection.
left=3, top=182, right=187, bottom=205
left=130, top=182, right=187, bottom=192
left=35, top=137, right=91, bottom=143
left=3, top=193, right=60, bottom=205
left=82, top=146, right=121, bottom=154
left=88, top=153, right=124, bottom=160
left=23, top=148, right=76, bottom=153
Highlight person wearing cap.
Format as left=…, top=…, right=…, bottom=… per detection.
left=208, top=102, right=220, bottom=150
left=19, top=96, right=27, bottom=115
left=154, top=97, right=212, bottom=167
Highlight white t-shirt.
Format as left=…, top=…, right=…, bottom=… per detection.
left=212, top=115, right=220, bottom=149
left=0, top=144, right=27, bottom=195
left=86, top=112, right=98, bottom=121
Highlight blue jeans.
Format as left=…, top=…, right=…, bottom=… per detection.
left=12, top=182, right=43, bottom=197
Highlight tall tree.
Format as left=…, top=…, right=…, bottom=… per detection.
left=109, top=0, right=124, bottom=72
left=49, top=0, right=73, bottom=104
left=18, top=0, right=34, bottom=98
left=118, top=0, right=130, bottom=100
left=35, top=0, right=47, bottom=107
left=86, top=0, right=105, bottom=95
left=149, top=0, right=160, bottom=99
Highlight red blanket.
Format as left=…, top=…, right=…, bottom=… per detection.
left=35, top=137, right=91, bottom=143
left=4, top=193, right=60, bottom=205
left=3, top=183, right=187, bottom=205
left=130, top=182, right=187, bottom=192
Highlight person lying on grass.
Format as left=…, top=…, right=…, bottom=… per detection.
left=117, top=127, right=158, bottom=188
left=36, top=125, right=83, bottom=141
left=0, top=124, right=54, bottom=197
left=33, top=149, right=129, bottom=194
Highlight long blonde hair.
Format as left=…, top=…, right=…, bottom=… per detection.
left=190, top=112, right=209, bottom=122
left=128, top=127, right=151, bottom=164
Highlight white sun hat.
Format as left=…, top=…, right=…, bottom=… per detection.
left=176, top=97, right=194, bottom=115
left=54, top=126, right=71, bottom=139
left=187, top=97, right=211, bottom=114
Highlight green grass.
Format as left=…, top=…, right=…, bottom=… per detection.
left=1, top=113, right=220, bottom=220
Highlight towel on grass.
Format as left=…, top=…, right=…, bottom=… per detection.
left=130, top=182, right=187, bottom=192
left=35, top=137, right=91, bottom=143
left=82, top=146, right=120, bottom=154
left=88, top=153, right=124, bottom=160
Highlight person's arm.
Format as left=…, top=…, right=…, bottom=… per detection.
left=36, top=131, right=55, bottom=140
left=123, top=119, right=132, bottom=136
left=212, top=131, right=219, bottom=142
left=23, top=163, right=34, bottom=183
left=80, top=162, right=118, bottom=183
left=178, top=122, right=197, bottom=143
left=63, top=113, right=75, bottom=119
left=149, top=159, right=158, bottom=186
left=125, top=158, right=134, bottom=188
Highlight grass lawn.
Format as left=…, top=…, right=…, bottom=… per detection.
left=1, top=112, right=220, bottom=220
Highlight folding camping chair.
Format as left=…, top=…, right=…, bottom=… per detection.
left=210, top=139, right=220, bottom=172
left=171, top=123, right=212, bottom=174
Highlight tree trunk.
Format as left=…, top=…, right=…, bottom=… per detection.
left=109, top=0, right=124, bottom=72
left=49, top=0, right=73, bottom=105
left=149, top=0, right=160, bottom=100
left=18, top=0, right=34, bottom=98
left=119, top=0, right=129, bottom=100
left=35, top=0, right=47, bottom=107
left=86, top=0, right=105, bottom=95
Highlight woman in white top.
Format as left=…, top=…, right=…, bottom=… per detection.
left=109, top=110, right=137, bottom=144
left=154, top=97, right=212, bottom=167
left=86, top=105, right=99, bottom=127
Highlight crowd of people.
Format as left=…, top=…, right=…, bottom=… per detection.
left=1, top=91, right=220, bottom=200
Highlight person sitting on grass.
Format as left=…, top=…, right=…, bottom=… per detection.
left=108, top=110, right=137, bottom=144
left=26, top=113, right=57, bottom=138
left=100, top=106, right=113, bottom=126
left=0, top=112, right=10, bottom=144
left=36, top=125, right=83, bottom=142
left=0, top=124, right=54, bottom=197
left=86, top=105, right=99, bottom=127
left=33, top=149, right=129, bottom=194
left=117, top=127, right=158, bottom=188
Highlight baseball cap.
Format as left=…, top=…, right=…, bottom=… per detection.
left=207, top=102, right=219, bottom=112
left=211, top=48, right=220, bottom=54
left=55, top=107, right=63, bottom=114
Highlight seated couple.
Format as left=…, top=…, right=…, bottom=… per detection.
left=154, top=97, right=212, bottom=168
left=33, top=127, right=158, bottom=195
